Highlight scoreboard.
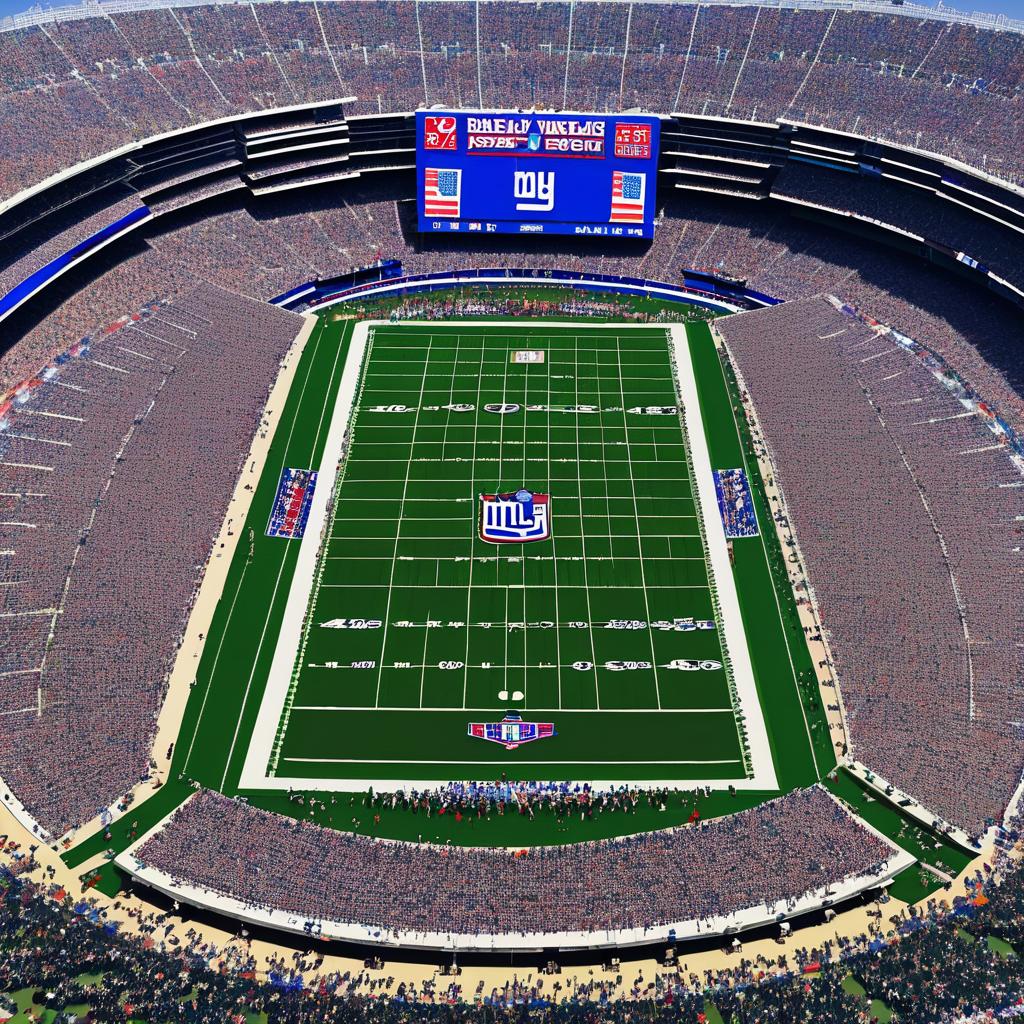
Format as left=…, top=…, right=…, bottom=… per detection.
left=416, top=110, right=661, bottom=239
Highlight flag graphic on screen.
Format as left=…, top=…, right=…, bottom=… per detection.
left=424, top=168, right=462, bottom=217
left=610, top=170, right=646, bottom=223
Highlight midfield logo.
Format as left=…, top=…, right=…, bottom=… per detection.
left=480, top=488, right=551, bottom=543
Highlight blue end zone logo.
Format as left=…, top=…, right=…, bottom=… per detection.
left=479, top=489, right=550, bottom=543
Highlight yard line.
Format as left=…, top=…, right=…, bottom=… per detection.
left=291, top=705, right=735, bottom=714
left=322, top=554, right=705, bottom=562
left=325, top=534, right=703, bottom=541
left=462, top=338, right=488, bottom=710
left=438, top=333, right=461, bottom=466
left=320, top=583, right=710, bottom=589
left=340, top=475, right=693, bottom=483
left=309, top=661, right=682, bottom=671
left=331, top=515, right=698, bottom=523
left=572, top=335, right=601, bottom=707
left=353, top=423, right=684, bottom=430
left=373, top=338, right=434, bottom=709
left=332, top=494, right=691, bottom=502
left=282, top=757, right=742, bottom=765
left=359, top=377, right=674, bottom=389
left=547, top=343, right=562, bottom=710
left=364, top=346, right=671, bottom=356
left=616, top=335, right=664, bottom=710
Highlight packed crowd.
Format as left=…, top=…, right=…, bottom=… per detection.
left=0, top=818, right=1023, bottom=1020
left=771, top=160, right=1024, bottom=289
left=358, top=293, right=697, bottom=322
left=720, top=297, right=1024, bottom=836
left=0, top=284, right=302, bottom=838
left=0, top=2, right=1023, bottom=205
left=132, top=786, right=895, bottom=937
left=298, top=781, right=706, bottom=823
left=0, top=194, right=146, bottom=301
left=159, top=186, right=1024, bottom=439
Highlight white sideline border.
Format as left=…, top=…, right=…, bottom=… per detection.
left=240, top=321, right=776, bottom=792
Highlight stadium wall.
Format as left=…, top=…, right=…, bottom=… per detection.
left=296, top=268, right=756, bottom=312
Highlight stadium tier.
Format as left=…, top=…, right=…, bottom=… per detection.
left=1, top=283, right=302, bottom=835
left=0, top=0, right=1022, bottom=201
left=126, top=786, right=898, bottom=943
left=720, top=297, right=1024, bottom=835
left=1, top=1, right=1024, bottom=1009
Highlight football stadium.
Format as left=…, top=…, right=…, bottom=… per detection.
left=2, top=0, right=1024, bottom=1019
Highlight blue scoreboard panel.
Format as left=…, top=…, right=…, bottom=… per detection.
left=416, top=111, right=661, bottom=239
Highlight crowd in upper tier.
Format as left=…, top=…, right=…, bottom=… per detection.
left=0, top=1, right=1023, bottom=205
left=133, top=786, right=895, bottom=936
left=0, top=283, right=302, bottom=837
left=720, top=297, right=1024, bottom=835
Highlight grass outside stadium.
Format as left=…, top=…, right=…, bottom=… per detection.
left=65, top=295, right=971, bottom=908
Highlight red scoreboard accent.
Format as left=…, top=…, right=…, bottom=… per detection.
left=614, top=122, right=653, bottom=159
left=423, top=115, right=458, bottom=150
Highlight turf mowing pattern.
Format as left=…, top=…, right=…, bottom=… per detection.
left=264, top=324, right=751, bottom=783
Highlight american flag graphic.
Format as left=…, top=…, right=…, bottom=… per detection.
left=424, top=167, right=461, bottom=217
left=610, top=170, right=646, bottom=223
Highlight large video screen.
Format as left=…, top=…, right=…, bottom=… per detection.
left=416, top=111, right=661, bottom=239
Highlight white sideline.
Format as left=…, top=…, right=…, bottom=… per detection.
left=239, top=322, right=369, bottom=790
left=669, top=324, right=776, bottom=790
left=241, top=321, right=776, bottom=792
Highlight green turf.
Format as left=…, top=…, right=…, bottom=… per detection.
left=842, top=976, right=892, bottom=1023
left=66, top=313, right=830, bottom=863
left=822, top=766, right=973, bottom=901
left=988, top=935, right=1016, bottom=958
left=690, top=324, right=832, bottom=789
left=268, top=325, right=748, bottom=782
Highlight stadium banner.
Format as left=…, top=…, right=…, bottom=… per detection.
left=307, top=266, right=759, bottom=313
left=416, top=111, right=660, bottom=239
left=266, top=467, right=318, bottom=539
left=713, top=468, right=759, bottom=539
left=0, top=204, right=151, bottom=321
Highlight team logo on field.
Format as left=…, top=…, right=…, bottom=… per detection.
left=480, top=489, right=550, bottom=543
left=484, top=403, right=521, bottom=414
left=468, top=712, right=556, bottom=750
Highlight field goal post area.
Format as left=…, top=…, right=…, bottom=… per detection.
left=238, top=320, right=778, bottom=794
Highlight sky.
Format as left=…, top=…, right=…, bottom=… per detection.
left=0, top=0, right=1022, bottom=26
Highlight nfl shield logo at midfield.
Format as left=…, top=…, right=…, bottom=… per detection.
left=479, top=489, right=550, bottom=543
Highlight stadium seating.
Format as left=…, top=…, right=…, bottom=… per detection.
left=133, top=786, right=895, bottom=937
left=720, top=297, right=1024, bottom=834
left=0, top=2, right=1023, bottom=206
left=0, top=283, right=301, bottom=836
left=0, top=2, right=1023, bottom=989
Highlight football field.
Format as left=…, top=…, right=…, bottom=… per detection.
left=239, top=321, right=783, bottom=789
